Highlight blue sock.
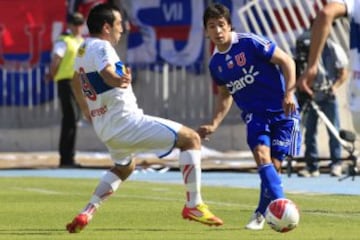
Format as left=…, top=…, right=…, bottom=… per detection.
left=258, top=164, right=285, bottom=200
left=255, top=181, right=271, bottom=215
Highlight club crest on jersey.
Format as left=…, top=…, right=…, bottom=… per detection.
left=77, top=44, right=86, bottom=57
left=235, top=52, right=246, bottom=66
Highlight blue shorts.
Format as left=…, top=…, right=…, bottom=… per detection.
left=241, top=111, right=302, bottom=161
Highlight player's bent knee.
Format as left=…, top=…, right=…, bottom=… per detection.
left=177, top=127, right=201, bottom=150
left=253, top=145, right=272, bottom=165
left=111, top=159, right=136, bottom=181
left=189, top=130, right=201, bottom=146
left=272, top=158, right=282, bottom=173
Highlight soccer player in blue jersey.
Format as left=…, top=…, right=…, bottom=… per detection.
left=199, top=4, right=301, bottom=230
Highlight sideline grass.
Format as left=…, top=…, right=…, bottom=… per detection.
left=0, top=177, right=359, bottom=240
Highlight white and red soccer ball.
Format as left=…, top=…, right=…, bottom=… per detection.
left=265, top=198, right=300, bottom=233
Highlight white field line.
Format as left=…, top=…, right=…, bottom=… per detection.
left=13, top=187, right=62, bottom=195
left=12, top=186, right=360, bottom=219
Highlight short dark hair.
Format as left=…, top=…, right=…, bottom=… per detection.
left=203, top=3, right=232, bottom=28
left=87, top=4, right=121, bottom=34
left=67, top=12, right=85, bottom=26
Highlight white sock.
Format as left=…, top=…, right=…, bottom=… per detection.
left=179, top=150, right=203, bottom=208
left=81, top=171, right=122, bottom=215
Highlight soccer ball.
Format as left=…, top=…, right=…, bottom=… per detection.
left=265, top=198, right=300, bottom=233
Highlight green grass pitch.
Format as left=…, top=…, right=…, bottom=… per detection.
left=0, top=177, right=359, bottom=240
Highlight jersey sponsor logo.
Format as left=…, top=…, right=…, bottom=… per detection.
left=90, top=105, right=108, bottom=117
left=272, top=139, right=291, bottom=147
left=79, top=67, right=97, bottom=101
left=226, top=65, right=259, bottom=94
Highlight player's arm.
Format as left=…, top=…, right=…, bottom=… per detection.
left=99, top=64, right=131, bottom=89
left=308, top=2, right=346, bottom=72
left=270, top=47, right=297, bottom=116
left=71, top=71, right=91, bottom=122
left=47, top=40, right=66, bottom=82
left=299, top=2, right=347, bottom=93
left=198, top=85, right=233, bottom=139
left=46, top=54, right=62, bottom=83
left=49, top=55, right=62, bottom=78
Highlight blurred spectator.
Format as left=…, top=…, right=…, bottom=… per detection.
left=47, top=12, right=85, bottom=167
left=297, top=29, right=348, bottom=177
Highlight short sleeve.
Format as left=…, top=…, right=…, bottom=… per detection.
left=93, top=41, right=115, bottom=72
left=249, top=34, right=276, bottom=61
left=52, top=41, right=67, bottom=58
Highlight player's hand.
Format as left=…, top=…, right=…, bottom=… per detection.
left=83, top=110, right=92, bottom=123
left=297, top=66, right=317, bottom=97
left=79, top=105, right=92, bottom=123
left=119, top=67, right=132, bottom=88
left=283, top=93, right=297, bottom=117
left=197, top=124, right=216, bottom=141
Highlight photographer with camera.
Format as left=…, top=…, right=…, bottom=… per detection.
left=296, top=29, right=349, bottom=177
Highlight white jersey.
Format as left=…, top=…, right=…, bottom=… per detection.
left=74, top=37, right=182, bottom=163
left=74, top=37, right=143, bottom=141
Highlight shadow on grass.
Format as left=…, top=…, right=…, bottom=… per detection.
left=0, top=229, right=64, bottom=236
left=0, top=226, right=240, bottom=236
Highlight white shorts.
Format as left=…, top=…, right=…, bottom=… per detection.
left=104, top=114, right=182, bottom=165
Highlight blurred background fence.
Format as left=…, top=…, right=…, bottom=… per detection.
left=0, top=0, right=354, bottom=152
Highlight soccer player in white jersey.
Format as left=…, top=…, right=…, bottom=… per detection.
left=298, top=0, right=360, bottom=134
left=200, top=4, right=301, bottom=230
left=65, top=3, right=223, bottom=233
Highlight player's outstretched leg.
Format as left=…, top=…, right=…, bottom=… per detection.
left=178, top=149, right=223, bottom=226
left=66, top=160, right=135, bottom=233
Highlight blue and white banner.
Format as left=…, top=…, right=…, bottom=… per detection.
left=127, top=0, right=205, bottom=66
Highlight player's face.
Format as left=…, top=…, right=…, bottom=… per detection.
left=109, top=10, right=123, bottom=45
left=205, top=17, right=232, bottom=51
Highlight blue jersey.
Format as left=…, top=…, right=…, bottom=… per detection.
left=209, top=32, right=290, bottom=113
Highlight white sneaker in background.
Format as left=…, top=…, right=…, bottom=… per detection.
left=330, top=165, right=342, bottom=177
left=298, top=169, right=320, bottom=177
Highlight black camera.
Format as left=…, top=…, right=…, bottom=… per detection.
left=295, top=31, right=311, bottom=79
